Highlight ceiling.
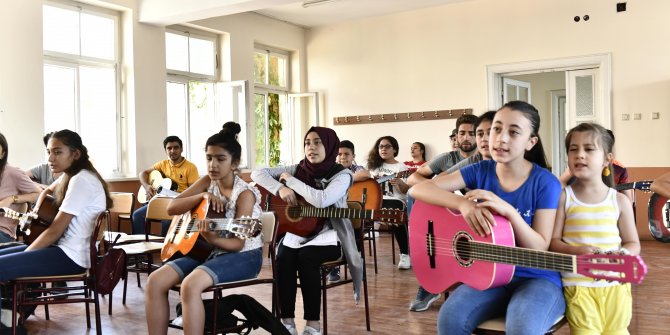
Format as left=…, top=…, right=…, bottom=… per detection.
left=255, top=0, right=469, bottom=28
left=139, top=0, right=469, bottom=27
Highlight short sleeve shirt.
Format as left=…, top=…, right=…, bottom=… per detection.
left=460, top=160, right=562, bottom=287
left=153, top=159, right=199, bottom=192
left=0, top=166, right=38, bottom=238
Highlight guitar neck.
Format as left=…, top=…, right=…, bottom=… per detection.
left=468, top=240, right=575, bottom=272
left=294, top=206, right=372, bottom=220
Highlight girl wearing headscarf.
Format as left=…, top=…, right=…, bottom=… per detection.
left=251, top=126, right=362, bottom=335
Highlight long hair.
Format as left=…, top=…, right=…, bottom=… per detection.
left=0, top=133, right=8, bottom=183
left=413, top=142, right=426, bottom=161
left=51, top=130, right=113, bottom=209
left=565, top=122, right=615, bottom=187
left=367, top=136, right=399, bottom=170
left=206, top=122, right=242, bottom=170
left=500, top=101, right=549, bottom=169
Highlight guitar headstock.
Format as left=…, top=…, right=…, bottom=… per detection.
left=632, top=180, right=652, bottom=192
left=374, top=208, right=406, bottom=226
left=576, top=253, right=648, bottom=284
left=229, top=217, right=263, bottom=239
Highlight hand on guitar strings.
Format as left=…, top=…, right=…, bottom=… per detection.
left=197, top=219, right=218, bottom=243
left=143, top=185, right=156, bottom=199
left=203, top=192, right=227, bottom=213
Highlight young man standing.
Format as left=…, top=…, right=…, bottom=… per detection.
left=131, top=136, right=198, bottom=235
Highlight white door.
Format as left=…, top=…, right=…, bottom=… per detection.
left=287, top=93, right=319, bottom=164
left=565, top=68, right=606, bottom=130
left=217, top=80, right=249, bottom=167
left=502, top=78, right=531, bottom=103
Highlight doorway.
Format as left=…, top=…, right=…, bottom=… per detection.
left=487, top=54, right=612, bottom=175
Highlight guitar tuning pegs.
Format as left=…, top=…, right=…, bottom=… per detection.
left=25, top=228, right=31, bottom=236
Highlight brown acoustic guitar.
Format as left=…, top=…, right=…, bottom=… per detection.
left=161, top=198, right=262, bottom=262
left=1, top=196, right=59, bottom=245
left=348, top=179, right=382, bottom=211
left=648, top=192, right=670, bottom=243
left=260, top=191, right=406, bottom=238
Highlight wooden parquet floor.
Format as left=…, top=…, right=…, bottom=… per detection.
left=18, top=236, right=670, bottom=334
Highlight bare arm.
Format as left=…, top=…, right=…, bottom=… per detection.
left=406, top=165, right=435, bottom=187
left=617, top=192, right=641, bottom=255
left=199, top=190, right=255, bottom=252
left=352, top=169, right=371, bottom=182
left=138, top=167, right=156, bottom=197
left=26, top=211, right=74, bottom=251
left=549, top=191, right=589, bottom=255
left=166, top=176, right=214, bottom=215
left=651, top=171, right=670, bottom=198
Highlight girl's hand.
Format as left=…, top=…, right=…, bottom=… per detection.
left=576, top=245, right=602, bottom=255
left=203, top=192, right=226, bottom=213
left=198, top=219, right=219, bottom=243
left=464, top=190, right=515, bottom=218
left=389, top=178, right=405, bottom=188
left=0, top=196, right=13, bottom=208
left=458, top=199, right=494, bottom=237
left=279, top=172, right=292, bottom=183
left=278, top=186, right=298, bottom=206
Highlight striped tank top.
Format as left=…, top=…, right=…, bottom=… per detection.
left=561, top=185, right=621, bottom=287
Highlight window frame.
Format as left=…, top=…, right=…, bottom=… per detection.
left=165, top=27, right=218, bottom=81
left=42, top=1, right=123, bottom=177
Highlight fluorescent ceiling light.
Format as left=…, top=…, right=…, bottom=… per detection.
left=302, top=0, right=340, bottom=8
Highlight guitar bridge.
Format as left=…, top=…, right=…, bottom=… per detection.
left=427, top=220, right=435, bottom=269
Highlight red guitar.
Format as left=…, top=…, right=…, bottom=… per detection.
left=409, top=200, right=648, bottom=294
left=261, top=192, right=406, bottom=237
left=161, top=198, right=263, bottom=262
left=648, top=193, right=670, bottom=243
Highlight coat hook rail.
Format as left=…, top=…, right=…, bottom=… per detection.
left=333, top=108, right=473, bottom=125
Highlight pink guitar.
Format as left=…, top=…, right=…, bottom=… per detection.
left=409, top=200, right=648, bottom=294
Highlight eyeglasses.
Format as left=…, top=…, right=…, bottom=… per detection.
left=378, top=144, right=393, bottom=150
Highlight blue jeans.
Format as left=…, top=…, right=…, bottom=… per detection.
left=131, top=204, right=171, bottom=235
left=0, top=245, right=85, bottom=306
left=0, top=231, right=13, bottom=243
left=438, top=277, right=565, bottom=335
left=166, top=248, right=262, bottom=284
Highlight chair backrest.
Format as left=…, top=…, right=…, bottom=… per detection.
left=90, top=211, right=110, bottom=272
left=110, top=192, right=134, bottom=214
left=146, top=197, right=173, bottom=221
left=259, top=211, right=278, bottom=245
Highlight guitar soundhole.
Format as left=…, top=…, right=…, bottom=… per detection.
left=453, top=232, right=474, bottom=267
left=286, top=207, right=302, bottom=222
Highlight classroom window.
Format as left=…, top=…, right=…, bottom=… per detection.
left=42, top=2, right=120, bottom=176
left=254, top=46, right=289, bottom=166
left=165, top=28, right=249, bottom=168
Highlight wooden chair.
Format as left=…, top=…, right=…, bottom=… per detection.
left=318, top=201, right=371, bottom=334
left=473, top=315, right=567, bottom=334
left=115, top=197, right=171, bottom=307
left=110, top=192, right=135, bottom=233
left=168, top=211, right=281, bottom=334
left=9, top=211, right=109, bottom=335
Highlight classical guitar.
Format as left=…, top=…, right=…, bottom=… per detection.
left=375, top=170, right=413, bottom=184
left=161, top=198, right=263, bottom=262
left=409, top=200, right=648, bottom=294
left=348, top=179, right=382, bottom=211
left=4, top=196, right=59, bottom=245
left=648, top=193, right=670, bottom=243
left=260, top=191, right=406, bottom=238
left=137, top=170, right=178, bottom=204
left=614, top=180, right=652, bottom=192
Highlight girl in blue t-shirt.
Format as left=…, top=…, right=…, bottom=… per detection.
left=410, top=101, right=565, bottom=335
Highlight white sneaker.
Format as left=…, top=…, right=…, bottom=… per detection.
left=302, top=325, right=322, bottom=335
left=398, top=254, right=412, bottom=269
left=283, top=323, right=298, bottom=335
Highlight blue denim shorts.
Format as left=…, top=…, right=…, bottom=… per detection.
left=166, top=248, right=262, bottom=284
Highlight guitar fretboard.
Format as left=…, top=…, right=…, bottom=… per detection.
left=290, top=206, right=374, bottom=220
left=461, top=240, right=576, bottom=272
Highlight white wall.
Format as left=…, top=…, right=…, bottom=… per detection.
left=0, top=0, right=45, bottom=169
left=306, top=0, right=670, bottom=167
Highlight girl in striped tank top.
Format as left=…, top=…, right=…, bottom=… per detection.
left=550, top=122, right=640, bottom=335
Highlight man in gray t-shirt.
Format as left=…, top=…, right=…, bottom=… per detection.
left=407, top=114, right=478, bottom=187
left=25, top=132, right=60, bottom=189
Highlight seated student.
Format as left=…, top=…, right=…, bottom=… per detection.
left=0, top=133, right=41, bottom=243
left=366, top=136, right=411, bottom=269
left=550, top=123, right=640, bottom=335
left=145, top=124, right=263, bottom=335
left=132, top=136, right=198, bottom=235
left=651, top=171, right=670, bottom=198
left=0, top=130, right=112, bottom=323
left=336, top=140, right=368, bottom=182
left=411, top=101, right=564, bottom=334
left=404, top=142, right=427, bottom=172
left=409, top=110, right=496, bottom=312
left=559, top=129, right=633, bottom=203
left=251, top=126, right=362, bottom=335
left=25, top=132, right=62, bottom=190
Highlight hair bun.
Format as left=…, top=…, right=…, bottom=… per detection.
left=220, top=121, right=241, bottom=138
